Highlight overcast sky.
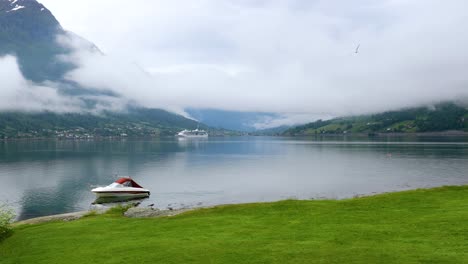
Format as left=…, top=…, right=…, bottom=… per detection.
left=15, top=0, right=468, bottom=125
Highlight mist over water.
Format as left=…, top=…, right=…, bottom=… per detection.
left=0, top=136, right=467, bottom=220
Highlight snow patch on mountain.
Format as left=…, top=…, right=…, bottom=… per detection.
left=8, top=4, right=25, bottom=12
left=2, top=0, right=48, bottom=13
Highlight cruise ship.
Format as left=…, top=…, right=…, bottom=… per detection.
left=176, top=128, right=208, bottom=138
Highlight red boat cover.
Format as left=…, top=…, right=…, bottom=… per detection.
left=115, top=177, right=144, bottom=188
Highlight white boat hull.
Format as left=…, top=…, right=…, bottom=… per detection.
left=177, top=134, right=208, bottom=138
left=92, top=187, right=150, bottom=198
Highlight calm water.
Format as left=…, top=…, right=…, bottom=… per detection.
left=1, top=136, right=467, bottom=220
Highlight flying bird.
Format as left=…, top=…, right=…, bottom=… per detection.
left=355, top=44, right=360, bottom=54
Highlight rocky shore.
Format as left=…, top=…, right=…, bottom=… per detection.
left=123, top=207, right=191, bottom=218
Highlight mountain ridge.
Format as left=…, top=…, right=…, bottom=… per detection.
left=0, top=0, right=71, bottom=82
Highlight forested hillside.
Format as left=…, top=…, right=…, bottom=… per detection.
left=284, top=103, right=468, bottom=136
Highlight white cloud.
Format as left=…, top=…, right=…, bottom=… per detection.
left=39, top=0, right=468, bottom=127
left=0, top=54, right=130, bottom=114
left=251, top=113, right=335, bottom=130
left=0, top=55, right=83, bottom=112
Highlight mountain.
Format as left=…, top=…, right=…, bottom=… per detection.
left=186, top=108, right=280, bottom=132
left=0, top=0, right=212, bottom=138
left=0, top=109, right=206, bottom=139
left=283, top=103, right=468, bottom=136
left=0, top=0, right=74, bottom=82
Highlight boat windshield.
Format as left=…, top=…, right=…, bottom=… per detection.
left=107, top=182, right=124, bottom=188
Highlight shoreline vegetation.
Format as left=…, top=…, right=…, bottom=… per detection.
left=2, top=185, right=468, bottom=263
left=0, top=111, right=240, bottom=141
left=282, top=103, right=468, bottom=136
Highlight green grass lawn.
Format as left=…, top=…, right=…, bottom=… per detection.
left=1, top=186, right=468, bottom=263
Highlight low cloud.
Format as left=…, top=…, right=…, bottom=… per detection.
left=0, top=55, right=83, bottom=112
left=0, top=54, right=130, bottom=115
left=20, top=1, right=468, bottom=127
left=58, top=33, right=188, bottom=115
left=251, top=113, right=336, bottom=130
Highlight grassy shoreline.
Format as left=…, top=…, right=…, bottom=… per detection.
left=2, top=186, right=468, bottom=263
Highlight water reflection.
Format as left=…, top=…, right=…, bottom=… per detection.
left=0, top=136, right=467, bottom=220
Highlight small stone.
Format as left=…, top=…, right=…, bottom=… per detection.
left=124, top=207, right=161, bottom=218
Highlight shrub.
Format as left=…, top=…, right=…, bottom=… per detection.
left=0, top=203, right=15, bottom=240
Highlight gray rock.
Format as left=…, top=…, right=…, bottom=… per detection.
left=124, top=207, right=162, bottom=218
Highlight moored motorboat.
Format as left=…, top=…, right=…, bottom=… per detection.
left=91, top=177, right=150, bottom=198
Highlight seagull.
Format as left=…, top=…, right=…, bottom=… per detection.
left=355, top=44, right=360, bottom=54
